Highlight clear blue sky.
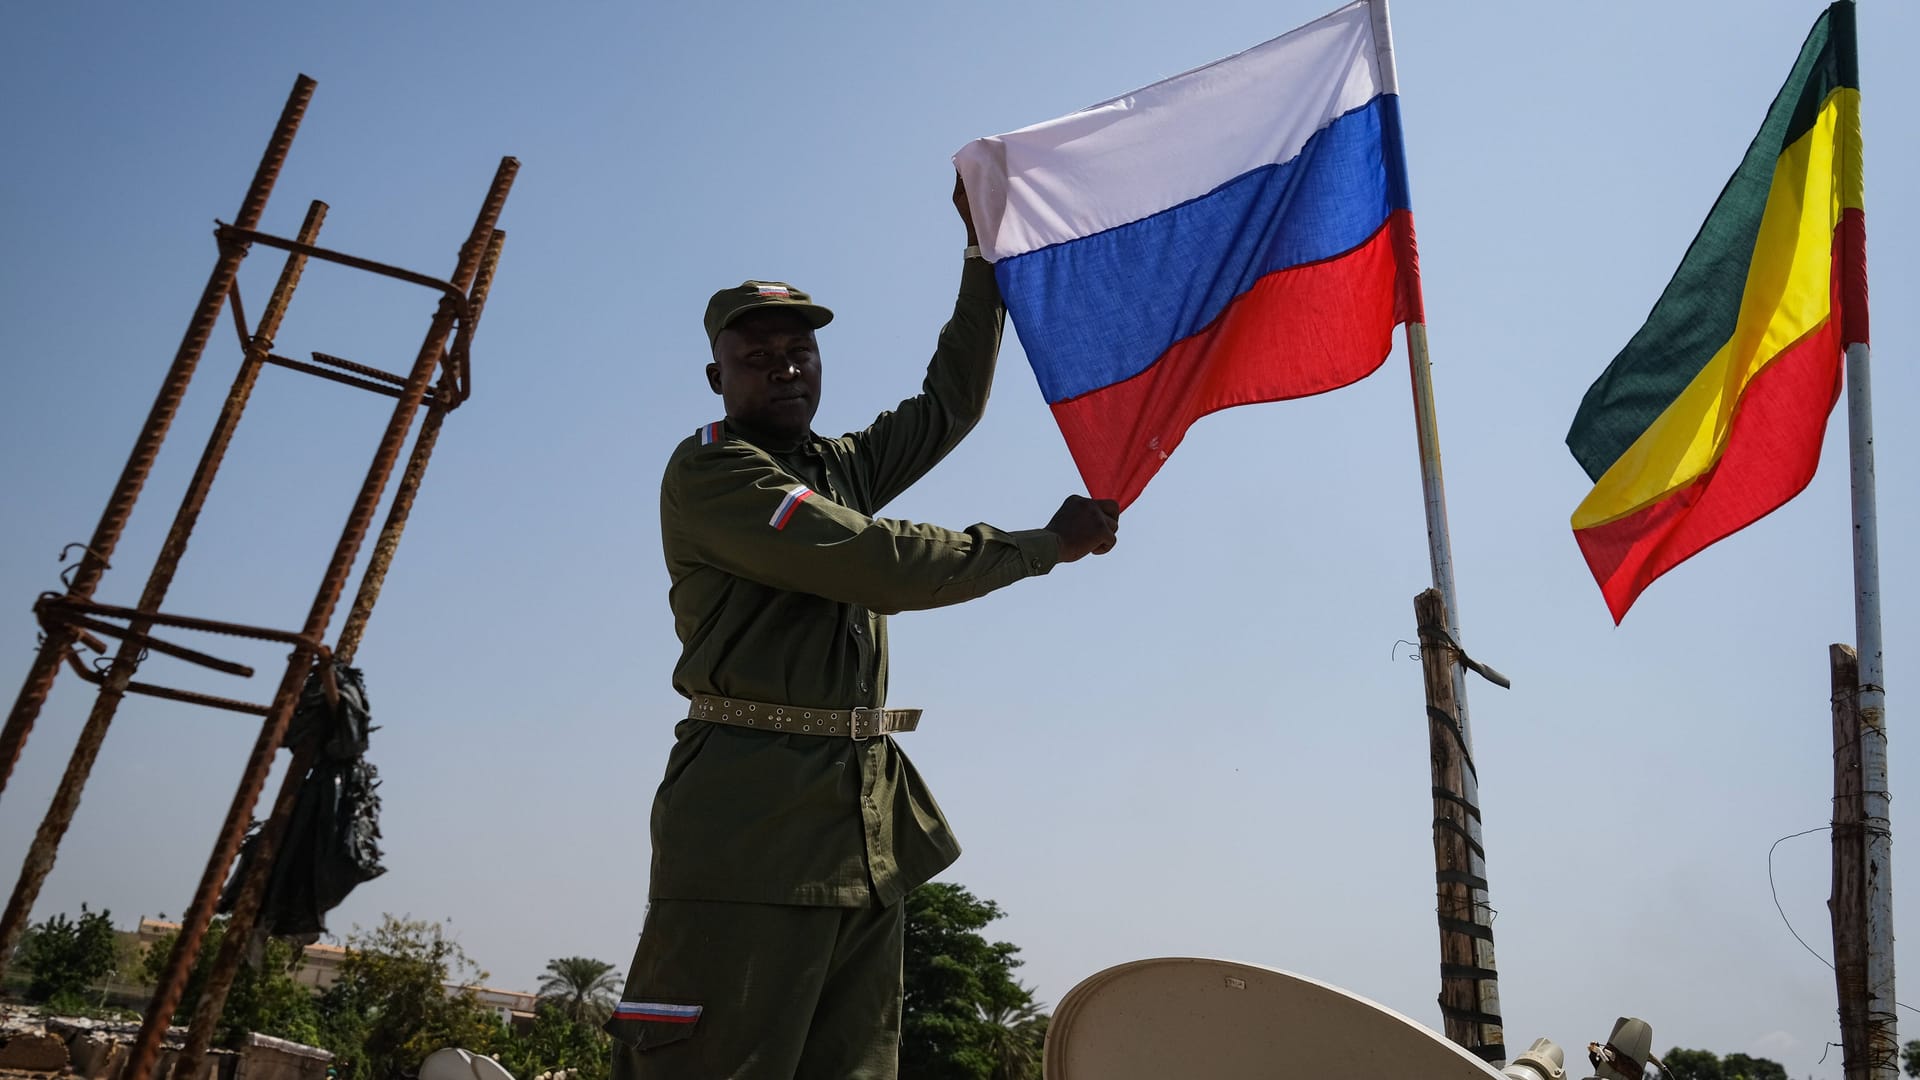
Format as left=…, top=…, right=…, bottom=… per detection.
left=2, top=3, right=1915, bottom=1076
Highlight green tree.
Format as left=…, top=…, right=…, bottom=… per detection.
left=535, top=956, right=622, bottom=1026
left=902, top=883, right=1048, bottom=1080
left=980, top=997, right=1047, bottom=1080
left=1662, top=1048, right=1724, bottom=1080
left=1662, top=1047, right=1787, bottom=1080
left=496, top=1003, right=612, bottom=1080
left=1903, top=1038, right=1920, bottom=1078
left=140, top=917, right=321, bottom=1047
left=1720, top=1052, right=1787, bottom=1080
left=17, top=905, right=118, bottom=1003
left=316, top=916, right=500, bottom=1080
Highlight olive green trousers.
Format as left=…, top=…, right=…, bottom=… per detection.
left=606, top=898, right=904, bottom=1080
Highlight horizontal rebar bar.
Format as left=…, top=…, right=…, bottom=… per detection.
left=37, top=596, right=320, bottom=649
left=214, top=224, right=470, bottom=315
left=57, top=614, right=254, bottom=678
left=310, top=351, right=408, bottom=385
left=60, top=652, right=271, bottom=717
left=263, top=354, right=412, bottom=399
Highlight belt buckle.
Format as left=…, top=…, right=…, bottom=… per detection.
left=851, top=706, right=884, bottom=742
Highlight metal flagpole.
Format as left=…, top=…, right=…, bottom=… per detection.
left=1406, top=320, right=1503, bottom=1063
left=1845, top=340, right=1896, bottom=1078
left=1370, top=1, right=1481, bottom=731
left=1407, top=322, right=1472, bottom=739
left=1371, top=0, right=1505, bottom=1065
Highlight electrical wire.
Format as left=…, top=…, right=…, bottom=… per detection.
left=1767, top=825, right=1920, bottom=1016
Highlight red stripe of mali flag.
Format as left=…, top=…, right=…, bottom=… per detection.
left=1566, top=1, right=1867, bottom=623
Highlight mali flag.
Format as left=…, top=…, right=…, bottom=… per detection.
left=1566, top=1, right=1867, bottom=623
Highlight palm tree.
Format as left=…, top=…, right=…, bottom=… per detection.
left=535, top=956, right=622, bottom=1025
left=980, top=992, right=1047, bottom=1080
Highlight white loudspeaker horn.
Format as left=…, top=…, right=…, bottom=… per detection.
left=1044, top=957, right=1509, bottom=1080
left=419, top=1048, right=517, bottom=1080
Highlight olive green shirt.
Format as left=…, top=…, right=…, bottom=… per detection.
left=650, top=258, right=1059, bottom=907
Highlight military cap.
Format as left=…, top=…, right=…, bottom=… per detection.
left=704, top=281, right=834, bottom=346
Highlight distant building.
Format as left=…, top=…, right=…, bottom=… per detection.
left=135, top=917, right=538, bottom=1026
left=135, top=917, right=348, bottom=990
left=470, top=986, right=539, bottom=1028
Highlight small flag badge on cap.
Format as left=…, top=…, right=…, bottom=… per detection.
left=704, top=280, right=834, bottom=345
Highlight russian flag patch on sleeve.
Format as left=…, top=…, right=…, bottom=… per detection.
left=769, top=486, right=813, bottom=529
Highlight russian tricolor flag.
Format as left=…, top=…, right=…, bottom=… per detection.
left=955, top=0, right=1422, bottom=509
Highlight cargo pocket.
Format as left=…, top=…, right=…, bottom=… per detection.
left=604, top=1000, right=704, bottom=1052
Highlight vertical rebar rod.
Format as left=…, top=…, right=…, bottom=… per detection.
left=144, top=201, right=331, bottom=1078
left=336, top=227, right=505, bottom=664
left=168, top=742, right=315, bottom=1080
left=0, top=77, right=316, bottom=799
left=174, top=226, right=506, bottom=1079
left=124, top=157, right=517, bottom=1080
left=0, top=201, right=329, bottom=986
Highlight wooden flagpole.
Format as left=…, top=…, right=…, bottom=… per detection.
left=1842, top=340, right=1895, bottom=1079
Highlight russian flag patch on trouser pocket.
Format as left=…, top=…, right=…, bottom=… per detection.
left=604, top=1000, right=703, bottom=1051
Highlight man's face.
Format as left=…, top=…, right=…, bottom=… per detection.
left=707, top=309, right=822, bottom=448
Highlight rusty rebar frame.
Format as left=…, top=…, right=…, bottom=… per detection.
left=0, top=74, right=515, bottom=1080
left=0, top=79, right=313, bottom=797
left=169, top=225, right=512, bottom=1080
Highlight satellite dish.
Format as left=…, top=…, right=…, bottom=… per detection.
left=419, top=1048, right=516, bottom=1080
left=1044, top=958, right=1508, bottom=1080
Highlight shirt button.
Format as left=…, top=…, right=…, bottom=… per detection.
left=852, top=624, right=864, bottom=636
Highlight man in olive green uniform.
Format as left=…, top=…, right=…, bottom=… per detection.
left=606, top=180, right=1119, bottom=1080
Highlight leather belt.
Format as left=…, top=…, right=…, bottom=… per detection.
left=687, top=693, right=921, bottom=739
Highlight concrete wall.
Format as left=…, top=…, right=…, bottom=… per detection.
left=0, top=1009, right=332, bottom=1080
left=233, top=1032, right=334, bottom=1080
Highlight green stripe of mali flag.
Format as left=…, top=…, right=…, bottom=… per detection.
left=1566, top=1, right=1857, bottom=484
